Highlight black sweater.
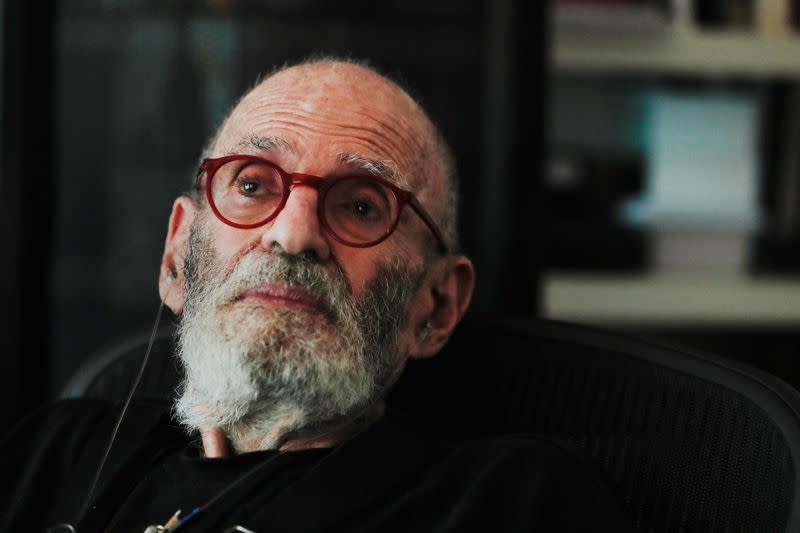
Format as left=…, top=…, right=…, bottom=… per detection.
left=1, top=398, right=635, bottom=532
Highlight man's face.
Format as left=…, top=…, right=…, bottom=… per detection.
left=170, top=63, right=444, bottom=449
left=199, top=62, right=442, bottom=293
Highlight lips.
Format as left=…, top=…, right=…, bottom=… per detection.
left=235, top=284, right=328, bottom=315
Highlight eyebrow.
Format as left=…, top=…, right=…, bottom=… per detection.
left=230, top=136, right=410, bottom=189
left=233, top=135, right=295, bottom=154
left=337, top=152, right=409, bottom=189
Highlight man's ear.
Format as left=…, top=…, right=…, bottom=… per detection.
left=159, top=196, right=196, bottom=315
left=407, top=254, right=475, bottom=360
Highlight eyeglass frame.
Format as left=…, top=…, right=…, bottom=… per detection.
left=195, top=154, right=449, bottom=254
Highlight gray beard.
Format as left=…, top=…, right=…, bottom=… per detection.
left=174, top=220, right=423, bottom=451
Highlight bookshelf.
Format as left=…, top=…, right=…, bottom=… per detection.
left=555, top=30, right=800, bottom=78
left=554, top=0, right=800, bottom=78
left=544, top=273, right=800, bottom=326
left=546, top=1, right=800, bottom=327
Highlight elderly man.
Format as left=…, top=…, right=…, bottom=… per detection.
left=2, top=58, right=633, bottom=532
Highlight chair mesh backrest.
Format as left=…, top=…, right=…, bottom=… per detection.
left=69, top=314, right=800, bottom=532
left=388, top=316, right=800, bottom=533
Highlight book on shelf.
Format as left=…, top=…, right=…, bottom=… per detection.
left=558, top=0, right=800, bottom=37
left=555, top=0, right=672, bottom=34
left=691, top=0, right=798, bottom=36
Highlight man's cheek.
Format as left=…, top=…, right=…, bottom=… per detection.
left=213, top=223, right=261, bottom=263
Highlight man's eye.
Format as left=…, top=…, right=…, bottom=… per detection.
left=347, top=199, right=385, bottom=222
left=240, top=181, right=260, bottom=195
left=352, top=200, right=374, bottom=217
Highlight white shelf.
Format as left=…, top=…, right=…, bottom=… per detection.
left=554, top=30, right=800, bottom=78
left=544, top=273, right=800, bottom=327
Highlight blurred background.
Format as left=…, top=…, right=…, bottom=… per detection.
left=4, top=0, right=800, bottom=428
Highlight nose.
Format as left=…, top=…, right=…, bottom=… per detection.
left=260, top=184, right=331, bottom=260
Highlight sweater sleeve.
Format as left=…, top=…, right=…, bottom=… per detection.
left=0, top=399, right=121, bottom=531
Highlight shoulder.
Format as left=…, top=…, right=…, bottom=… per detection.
left=1, top=398, right=183, bottom=531
left=429, top=431, right=605, bottom=486
left=422, top=429, right=637, bottom=531
left=361, top=412, right=636, bottom=530
left=382, top=409, right=600, bottom=477
left=4, top=397, right=173, bottom=450
left=3, top=398, right=121, bottom=456
left=8, top=397, right=118, bottom=429
left=1, top=396, right=178, bottom=480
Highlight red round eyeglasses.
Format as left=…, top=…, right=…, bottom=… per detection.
left=196, top=155, right=448, bottom=254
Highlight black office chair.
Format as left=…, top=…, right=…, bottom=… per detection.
left=64, top=313, right=800, bottom=532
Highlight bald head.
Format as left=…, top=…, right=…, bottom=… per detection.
left=201, top=58, right=459, bottom=252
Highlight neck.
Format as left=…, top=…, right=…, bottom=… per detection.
left=201, top=402, right=385, bottom=457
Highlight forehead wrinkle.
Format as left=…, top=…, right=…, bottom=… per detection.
left=311, top=107, right=426, bottom=166
left=245, top=115, right=420, bottom=180
left=342, top=107, right=428, bottom=162
left=330, top=121, right=422, bottom=170
left=242, top=87, right=427, bottom=148
left=243, top=100, right=426, bottom=164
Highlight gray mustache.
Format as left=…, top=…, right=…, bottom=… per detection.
left=219, top=252, right=352, bottom=311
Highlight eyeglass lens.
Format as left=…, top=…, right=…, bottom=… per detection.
left=209, top=159, right=400, bottom=244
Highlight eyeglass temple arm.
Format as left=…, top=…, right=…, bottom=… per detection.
left=408, top=197, right=449, bottom=255
left=194, top=167, right=205, bottom=191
